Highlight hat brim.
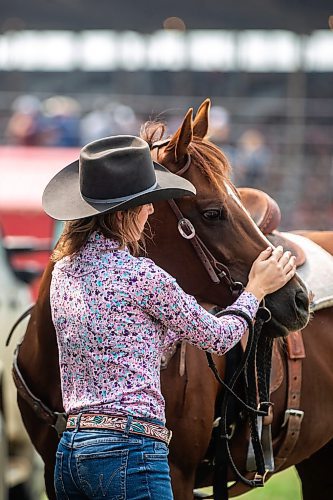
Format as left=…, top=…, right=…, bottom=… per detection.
left=42, top=159, right=196, bottom=220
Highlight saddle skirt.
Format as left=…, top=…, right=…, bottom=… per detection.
left=281, top=232, right=333, bottom=312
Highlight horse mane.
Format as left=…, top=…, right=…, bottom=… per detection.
left=140, top=120, right=231, bottom=194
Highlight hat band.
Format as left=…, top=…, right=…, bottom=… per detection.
left=82, top=181, right=158, bottom=204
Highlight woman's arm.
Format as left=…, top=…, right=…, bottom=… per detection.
left=134, top=245, right=296, bottom=355
left=135, top=260, right=258, bottom=355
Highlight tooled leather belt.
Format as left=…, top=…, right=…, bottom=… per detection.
left=66, top=413, right=172, bottom=445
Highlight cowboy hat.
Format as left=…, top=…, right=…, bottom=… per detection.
left=42, top=135, right=196, bottom=220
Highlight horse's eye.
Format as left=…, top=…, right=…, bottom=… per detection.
left=202, top=209, right=221, bottom=221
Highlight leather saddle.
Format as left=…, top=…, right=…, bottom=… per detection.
left=237, top=186, right=281, bottom=235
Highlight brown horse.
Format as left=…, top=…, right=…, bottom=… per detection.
left=15, top=99, right=329, bottom=500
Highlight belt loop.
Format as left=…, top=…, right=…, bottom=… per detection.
left=74, top=413, right=83, bottom=433
left=124, top=415, right=133, bottom=436
left=69, top=413, right=82, bottom=445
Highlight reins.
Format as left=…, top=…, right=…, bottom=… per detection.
left=12, top=345, right=67, bottom=436
left=205, top=308, right=271, bottom=418
left=208, top=308, right=274, bottom=500
left=170, top=192, right=274, bottom=495
left=6, top=304, right=34, bottom=347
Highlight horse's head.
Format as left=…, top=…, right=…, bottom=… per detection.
left=142, top=99, right=310, bottom=337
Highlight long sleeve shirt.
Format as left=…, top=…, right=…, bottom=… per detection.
left=50, top=231, right=259, bottom=423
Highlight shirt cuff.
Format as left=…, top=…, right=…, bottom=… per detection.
left=226, top=290, right=260, bottom=320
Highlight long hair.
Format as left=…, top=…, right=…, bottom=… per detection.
left=52, top=207, right=148, bottom=261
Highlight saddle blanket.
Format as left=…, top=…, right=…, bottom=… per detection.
left=281, top=232, right=333, bottom=312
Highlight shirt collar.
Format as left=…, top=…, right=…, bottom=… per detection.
left=85, top=231, right=129, bottom=254
left=56, top=231, right=130, bottom=276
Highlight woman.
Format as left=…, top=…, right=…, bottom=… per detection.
left=43, top=135, right=296, bottom=499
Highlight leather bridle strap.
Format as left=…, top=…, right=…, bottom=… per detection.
left=6, top=304, right=34, bottom=347
left=273, top=330, right=305, bottom=471
left=168, top=199, right=244, bottom=296
left=151, top=139, right=244, bottom=295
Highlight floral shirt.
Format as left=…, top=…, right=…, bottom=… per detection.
left=50, top=232, right=259, bottom=423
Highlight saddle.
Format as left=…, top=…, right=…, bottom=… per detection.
left=237, top=187, right=281, bottom=235
left=239, top=186, right=333, bottom=311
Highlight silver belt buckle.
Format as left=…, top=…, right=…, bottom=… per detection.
left=166, top=429, right=173, bottom=445
left=282, top=409, right=304, bottom=427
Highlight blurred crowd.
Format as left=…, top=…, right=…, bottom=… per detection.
left=5, top=94, right=141, bottom=148
left=4, top=94, right=272, bottom=191
left=4, top=93, right=333, bottom=230
left=207, top=105, right=272, bottom=189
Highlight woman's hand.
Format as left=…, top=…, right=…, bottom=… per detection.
left=245, top=246, right=296, bottom=302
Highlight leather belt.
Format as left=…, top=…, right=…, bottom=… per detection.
left=66, top=414, right=172, bottom=446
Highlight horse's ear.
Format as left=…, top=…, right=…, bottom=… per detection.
left=193, top=98, right=211, bottom=139
left=165, top=108, right=193, bottom=162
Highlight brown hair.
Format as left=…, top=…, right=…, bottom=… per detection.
left=52, top=207, right=148, bottom=262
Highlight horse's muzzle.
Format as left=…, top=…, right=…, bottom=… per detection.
left=265, top=281, right=310, bottom=337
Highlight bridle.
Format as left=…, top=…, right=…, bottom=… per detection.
left=151, top=139, right=245, bottom=297
left=151, top=139, right=274, bottom=497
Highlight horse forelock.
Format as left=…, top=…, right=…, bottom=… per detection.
left=140, top=120, right=167, bottom=148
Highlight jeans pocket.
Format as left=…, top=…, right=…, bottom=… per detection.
left=76, top=449, right=128, bottom=499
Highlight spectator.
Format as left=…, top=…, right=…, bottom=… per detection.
left=42, top=95, right=81, bottom=147
left=80, top=101, right=116, bottom=145
left=5, top=95, right=46, bottom=146
left=234, top=129, right=272, bottom=188
left=208, top=106, right=237, bottom=166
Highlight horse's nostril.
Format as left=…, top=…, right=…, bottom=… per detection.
left=295, top=289, right=309, bottom=311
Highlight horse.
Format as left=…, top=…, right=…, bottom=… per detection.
left=14, top=98, right=327, bottom=500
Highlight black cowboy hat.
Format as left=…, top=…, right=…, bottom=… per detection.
left=42, top=135, right=196, bottom=220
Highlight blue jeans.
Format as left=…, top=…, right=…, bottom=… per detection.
left=54, top=417, right=173, bottom=499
